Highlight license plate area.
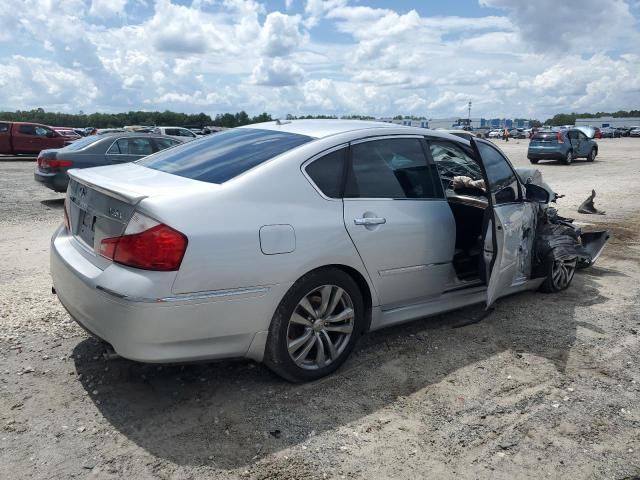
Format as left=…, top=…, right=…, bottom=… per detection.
left=77, top=209, right=96, bottom=248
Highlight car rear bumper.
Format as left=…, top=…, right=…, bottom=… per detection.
left=34, top=171, right=68, bottom=192
left=50, top=225, right=283, bottom=363
left=527, top=150, right=564, bottom=160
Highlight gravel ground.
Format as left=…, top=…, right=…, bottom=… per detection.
left=1, top=139, right=639, bottom=479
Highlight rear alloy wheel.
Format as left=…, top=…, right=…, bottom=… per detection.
left=264, top=268, right=364, bottom=382
left=540, top=256, right=577, bottom=293
left=587, top=148, right=596, bottom=162
left=563, top=150, right=573, bottom=165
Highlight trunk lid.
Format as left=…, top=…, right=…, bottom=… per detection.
left=66, top=163, right=215, bottom=258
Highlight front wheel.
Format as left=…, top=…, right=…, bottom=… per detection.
left=264, top=268, right=364, bottom=382
left=540, top=256, right=577, bottom=293
left=563, top=150, right=573, bottom=165
left=587, top=148, right=596, bottom=162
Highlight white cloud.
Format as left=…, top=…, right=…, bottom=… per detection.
left=260, top=12, right=305, bottom=57
left=89, top=0, right=128, bottom=18
left=480, top=0, right=638, bottom=52
left=251, top=58, right=305, bottom=86
left=0, top=0, right=638, bottom=120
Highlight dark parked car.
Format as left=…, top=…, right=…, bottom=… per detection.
left=528, top=129, right=598, bottom=165
left=34, top=133, right=183, bottom=192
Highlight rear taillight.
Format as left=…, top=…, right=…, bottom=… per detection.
left=38, top=158, right=73, bottom=170
left=556, top=132, right=564, bottom=143
left=99, top=213, right=187, bottom=271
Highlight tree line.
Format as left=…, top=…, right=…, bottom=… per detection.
left=544, top=110, right=640, bottom=126
left=2, top=107, right=638, bottom=129
left=0, top=108, right=275, bottom=129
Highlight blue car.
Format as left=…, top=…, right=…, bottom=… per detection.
left=528, top=129, right=598, bottom=165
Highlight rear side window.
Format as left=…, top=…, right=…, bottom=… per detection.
left=0, top=123, right=9, bottom=133
left=138, top=128, right=313, bottom=184
left=153, top=137, right=181, bottom=150
left=305, top=148, right=346, bottom=198
left=165, top=128, right=180, bottom=136
left=345, top=138, right=442, bottom=199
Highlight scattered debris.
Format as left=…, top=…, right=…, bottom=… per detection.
left=578, top=189, right=606, bottom=215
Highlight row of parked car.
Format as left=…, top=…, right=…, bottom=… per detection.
left=0, top=121, right=217, bottom=156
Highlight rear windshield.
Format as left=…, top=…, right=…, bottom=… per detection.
left=532, top=132, right=560, bottom=141
left=138, top=128, right=313, bottom=183
left=59, top=135, right=103, bottom=151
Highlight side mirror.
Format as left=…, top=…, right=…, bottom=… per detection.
left=525, top=183, right=550, bottom=203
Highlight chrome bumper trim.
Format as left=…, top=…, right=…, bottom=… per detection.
left=95, top=285, right=272, bottom=303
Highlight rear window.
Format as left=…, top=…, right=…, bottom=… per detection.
left=532, top=132, right=560, bottom=141
left=60, top=135, right=103, bottom=151
left=138, top=128, right=313, bottom=184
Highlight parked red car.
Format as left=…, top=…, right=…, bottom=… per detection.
left=0, top=121, right=68, bottom=154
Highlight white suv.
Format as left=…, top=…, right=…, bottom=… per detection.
left=152, top=127, right=198, bottom=141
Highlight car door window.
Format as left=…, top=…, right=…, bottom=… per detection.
left=345, top=138, right=441, bottom=199
left=428, top=140, right=484, bottom=192
left=305, top=148, right=346, bottom=198
left=18, top=125, right=36, bottom=135
left=180, top=129, right=196, bottom=138
left=475, top=141, right=520, bottom=204
left=165, top=128, right=180, bottom=136
left=0, top=123, right=8, bottom=133
left=109, top=138, right=153, bottom=156
left=35, top=126, right=52, bottom=137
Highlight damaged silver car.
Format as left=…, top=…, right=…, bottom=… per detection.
left=50, top=121, right=609, bottom=382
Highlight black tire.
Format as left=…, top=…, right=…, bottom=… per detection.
left=562, top=150, right=573, bottom=165
left=587, top=148, right=596, bottom=162
left=539, top=255, right=577, bottom=293
left=529, top=158, right=539, bottom=164
left=264, top=268, right=365, bottom=382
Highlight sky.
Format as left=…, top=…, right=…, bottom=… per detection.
left=1, top=0, right=639, bottom=120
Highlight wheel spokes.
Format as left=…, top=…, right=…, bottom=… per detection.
left=298, top=296, right=317, bottom=320
left=286, top=284, right=355, bottom=370
left=288, top=329, right=313, bottom=355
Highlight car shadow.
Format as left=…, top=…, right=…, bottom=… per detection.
left=72, top=272, right=608, bottom=470
left=41, top=198, right=64, bottom=209
left=533, top=160, right=597, bottom=168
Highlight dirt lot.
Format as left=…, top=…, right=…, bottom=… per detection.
left=1, top=138, right=639, bottom=479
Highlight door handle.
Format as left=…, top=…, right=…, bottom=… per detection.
left=354, top=217, right=386, bottom=226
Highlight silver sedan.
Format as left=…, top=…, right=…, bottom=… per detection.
left=50, top=120, right=607, bottom=382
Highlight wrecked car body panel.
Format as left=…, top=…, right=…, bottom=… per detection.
left=534, top=208, right=610, bottom=273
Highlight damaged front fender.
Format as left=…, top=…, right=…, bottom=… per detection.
left=534, top=208, right=610, bottom=274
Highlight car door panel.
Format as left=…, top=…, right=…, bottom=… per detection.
left=344, top=199, right=455, bottom=306
left=341, top=136, right=454, bottom=307
left=470, top=138, right=535, bottom=307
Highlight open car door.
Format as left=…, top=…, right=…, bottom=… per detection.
left=471, top=138, right=538, bottom=308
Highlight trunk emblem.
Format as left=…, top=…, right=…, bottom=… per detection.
left=108, top=208, right=122, bottom=220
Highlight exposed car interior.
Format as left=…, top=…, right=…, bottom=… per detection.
left=429, top=140, right=489, bottom=284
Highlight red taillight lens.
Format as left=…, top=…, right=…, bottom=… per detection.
left=38, top=158, right=73, bottom=169
left=100, top=223, right=187, bottom=271
left=556, top=132, right=564, bottom=143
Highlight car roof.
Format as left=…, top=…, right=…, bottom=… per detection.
left=238, top=119, right=402, bottom=139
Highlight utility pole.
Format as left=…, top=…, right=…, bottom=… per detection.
left=467, top=101, right=472, bottom=127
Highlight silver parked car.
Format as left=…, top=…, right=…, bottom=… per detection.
left=51, top=121, right=608, bottom=382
